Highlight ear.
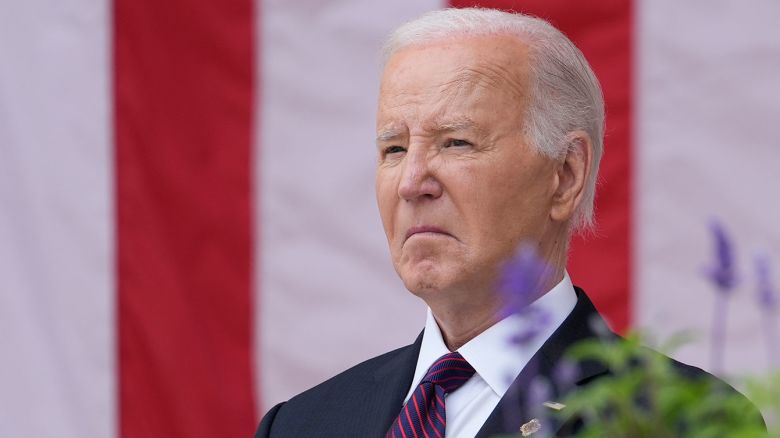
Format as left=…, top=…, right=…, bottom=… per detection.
left=550, top=131, right=593, bottom=224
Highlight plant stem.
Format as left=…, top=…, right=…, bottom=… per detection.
left=764, top=311, right=779, bottom=369
left=711, top=292, right=730, bottom=374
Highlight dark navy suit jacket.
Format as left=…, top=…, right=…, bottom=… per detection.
left=254, top=288, right=760, bottom=437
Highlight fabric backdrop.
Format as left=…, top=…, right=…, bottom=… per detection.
left=1, top=0, right=778, bottom=437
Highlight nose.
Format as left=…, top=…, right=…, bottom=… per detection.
left=397, top=148, right=443, bottom=202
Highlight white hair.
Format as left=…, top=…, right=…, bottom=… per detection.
left=382, top=8, right=605, bottom=232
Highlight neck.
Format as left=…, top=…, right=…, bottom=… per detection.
left=428, top=227, right=571, bottom=351
left=430, top=252, right=567, bottom=351
left=429, top=268, right=565, bottom=351
left=431, top=300, right=501, bottom=351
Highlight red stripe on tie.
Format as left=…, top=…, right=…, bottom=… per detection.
left=404, top=405, right=418, bottom=438
left=435, top=408, right=445, bottom=425
left=398, top=415, right=408, bottom=438
left=411, top=393, right=430, bottom=438
left=424, top=399, right=438, bottom=437
left=114, top=0, right=257, bottom=437
left=449, top=0, right=633, bottom=333
left=429, top=366, right=474, bottom=375
left=432, top=423, right=443, bottom=438
left=420, top=384, right=439, bottom=435
left=429, top=356, right=467, bottom=369
left=436, top=375, right=470, bottom=384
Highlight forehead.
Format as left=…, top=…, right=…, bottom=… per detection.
left=377, top=34, right=532, bottom=131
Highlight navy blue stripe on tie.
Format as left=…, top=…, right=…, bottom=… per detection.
left=386, top=352, right=475, bottom=438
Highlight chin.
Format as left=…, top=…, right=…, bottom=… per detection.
left=404, top=278, right=442, bottom=295
left=398, top=263, right=453, bottom=297
left=395, top=245, right=473, bottom=293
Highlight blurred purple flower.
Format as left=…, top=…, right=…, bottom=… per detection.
left=552, top=359, right=579, bottom=392
left=509, top=307, right=552, bottom=346
left=755, top=253, right=779, bottom=367
left=527, top=377, right=553, bottom=436
left=755, top=253, right=776, bottom=309
left=703, top=219, right=739, bottom=292
left=498, top=244, right=550, bottom=318
left=497, top=244, right=553, bottom=349
left=703, top=219, right=738, bottom=373
left=588, top=314, right=612, bottom=340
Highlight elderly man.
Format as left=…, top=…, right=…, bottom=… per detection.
left=255, top=8, right=757, bottom=438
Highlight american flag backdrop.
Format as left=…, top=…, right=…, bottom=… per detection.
left=1, top=0, right=779, bottom=437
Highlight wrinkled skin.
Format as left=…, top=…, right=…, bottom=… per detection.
left=375, top=34, right=591, bottom=349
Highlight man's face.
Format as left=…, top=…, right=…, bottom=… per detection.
left=375, top=35, right=560, bottom=306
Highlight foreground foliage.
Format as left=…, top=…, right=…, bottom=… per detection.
left=559, top=333, right=774, bottom=437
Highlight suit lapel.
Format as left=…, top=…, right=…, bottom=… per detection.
left=366, top=331, right=424, bottom=437
left=475, top=288, right=613, bottom=437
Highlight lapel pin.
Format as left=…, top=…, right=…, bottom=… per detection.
left=520, top=418, right=541, bottom=436
left=543, top=401, right=566, bottom=411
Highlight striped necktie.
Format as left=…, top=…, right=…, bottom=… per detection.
left=386, top=352, right=476, bottom=438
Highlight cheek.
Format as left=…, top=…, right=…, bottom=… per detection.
left=460, top=163, right=552, bottom=242
left=375, top=172, right=398, bottom=237
left=500, top=181, right=553, bottom=241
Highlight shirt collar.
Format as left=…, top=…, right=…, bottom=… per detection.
left=404, top=272, right=578, bottom=402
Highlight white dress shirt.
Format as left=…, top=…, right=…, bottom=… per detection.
left=402, top=273, right=578, bottom=438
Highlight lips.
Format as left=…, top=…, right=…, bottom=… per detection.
left=404, top=226, right=452, bottom=242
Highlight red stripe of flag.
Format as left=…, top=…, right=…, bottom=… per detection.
left=450, top=0, right=633, bottom=332
left=114, top=0, right=257, bottom=436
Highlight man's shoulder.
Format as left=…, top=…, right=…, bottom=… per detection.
left=666, top=353, right=711, bottom=379
left=662, top=350, right=757, bottom=406
left=285, top=342, right=416, bottom=405
left=256, top=340, right=421, bottom=437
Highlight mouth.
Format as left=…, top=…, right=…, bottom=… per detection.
left=404, top=226, right=453, bottom=243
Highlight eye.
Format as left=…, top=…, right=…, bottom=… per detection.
left=444, top=139, right=472, bottom=148
left=383, top=145, right=406, bottom=155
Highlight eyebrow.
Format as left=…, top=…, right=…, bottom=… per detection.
left=425, top=116, right=483, bottom=139
left=375, top=117, right=480, bottom=143
left=434, top=118, right=476, bottom=133
left=376, top=127, right=405, bottom=143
